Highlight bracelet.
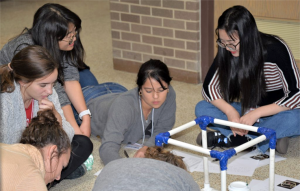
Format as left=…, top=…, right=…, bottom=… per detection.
left=79, top=109, right=91, bottom=120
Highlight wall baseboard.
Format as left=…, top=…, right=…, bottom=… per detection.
left=113, top=58, right=200, bottom=84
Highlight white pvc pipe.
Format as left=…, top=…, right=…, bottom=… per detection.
left=269, top=149, right=275, bottom=191
left=165, top=117, right=274, bottom=191
left=234, top=135, right=266, bottom=153
left=169, top=121, right=196, bottom=136
left=202, top=130, right=210, bottom=185
left=214, top=119, right=259, bottom=132
left=167, top=139, right=211, bottom=155
left=221, top=170, right=227, bottom=191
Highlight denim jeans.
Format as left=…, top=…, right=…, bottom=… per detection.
left=71, top=69, right=99, bottom=122
left=79, top=69, right=99, bottom=88
left=73, top=82, right=128, bottom=125
left=195, top=100, right=300, bottom=153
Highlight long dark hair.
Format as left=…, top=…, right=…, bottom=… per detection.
left=0, top=45, right=59, bottom=93
left=136, top=59, right=172, bottom=92
left=216, top=5, right=266, bottom=114
left=21, top=3, right=85, bottom=84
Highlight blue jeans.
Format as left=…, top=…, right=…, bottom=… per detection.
left=73, top=82, right=128, bottom=125
left=195, top=100, right=300, bottom=153
left=79, top=69, right=99, bottom=88
left=71, top=69, right=99, bottom=122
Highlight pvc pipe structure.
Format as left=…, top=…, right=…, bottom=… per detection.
left=169, top=120, right=196, bottom=136
left=202, top=131, right=210, bottom=185
left=214, top=119, right=259, bottom=132
left=167, top=139, right=211, bottom=155
left=269, top=149, right=275, bottom=191
left=234, top=135, right=266, bottom=153
left=155, top=116, right=276, bottom=191
left=221, top=171, right=227, bottom=191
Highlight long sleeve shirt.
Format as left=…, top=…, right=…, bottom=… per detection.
left=0, top=82, right=74, bottom=144
left=87, top=86, right=176, bottom=165
left=202, top=36, right=300, bottom=109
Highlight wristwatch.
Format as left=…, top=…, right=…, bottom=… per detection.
left=79, top=109, right=92, bottom=120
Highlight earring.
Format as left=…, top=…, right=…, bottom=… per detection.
left=139, top=91, right=142, bottom=95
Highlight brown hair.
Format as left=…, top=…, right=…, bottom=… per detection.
left=20, top=109, right=70, bottom=158
left=0, top=45, right=59, bottom=93
left=145, top=146, right=186, bottom=170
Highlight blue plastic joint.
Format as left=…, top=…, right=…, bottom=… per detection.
left=210, top=148, right=236, bottom=171
left=155, top=132, right=170, bottom=146
left=194, top=115, right=215, bottom=130
left=257, top=127, right=277, bottom=149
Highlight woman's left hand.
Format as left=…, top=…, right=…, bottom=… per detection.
left=133, top=146, right=148, bottom=158
left=80, top=115, right=91, bottom=137
left=39, top=98, right=62, bottom=125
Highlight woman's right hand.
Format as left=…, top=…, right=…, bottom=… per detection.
left=227, top=111, right=241, bottom=136
left=227, top=111, right=247, bottom=137
left=211, top=99, right=247, bottom=137
left=39, top=98, right=62, bottom=125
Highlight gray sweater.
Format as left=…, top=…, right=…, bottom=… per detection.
left=0, top=82, right=74, bottom=144
left=92, top=158, right=200, bottom=191
left=0, top=33, right=79, bottom=107
left=87, top=86, right=176, bottom=165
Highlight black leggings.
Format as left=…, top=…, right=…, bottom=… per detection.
left=60, top=134, right=93, bottom=179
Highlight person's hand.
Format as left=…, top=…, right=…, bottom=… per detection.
left=226, top=110, right=245, bottom=137
left=239, top=109, right=260, bottom=135
left=39, top=98, right=62, bottom=125
left=79, top=115, right=91, bottom=137
left=133, top=146, right=148, bottom=158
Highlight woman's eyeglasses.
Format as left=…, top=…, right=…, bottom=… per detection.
left=216, top=39, right=240, bottom=51
left=62, top=27, right=77, bottom=45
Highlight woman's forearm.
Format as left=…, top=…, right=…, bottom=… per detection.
left=64, top=81, right=91, bottom=136
left=61, top=104, right=84, bottom=135
left=252, top=103, right=290, bottom=118
left=211, top=99, right=238, bottom=116
left=64, top=81, right=88, bottom=113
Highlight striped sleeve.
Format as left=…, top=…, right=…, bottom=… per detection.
left=270, top=37, right=300, bottom=109
left=202, top=60, right=223, bottom=102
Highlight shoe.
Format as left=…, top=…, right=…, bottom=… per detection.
left=276, top=137, right=289, bottom=154
left=65, top=164, right=87, bottom=179
left=196, top=131, right=231, bottom=148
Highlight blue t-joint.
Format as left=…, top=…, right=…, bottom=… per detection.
left=257, top=127, right=276, bottom=149
left=194, top=115, right=215, bottom=131
left=210, top=148, right=236, bottom=171
left=155, top=132, right=170, bottom=146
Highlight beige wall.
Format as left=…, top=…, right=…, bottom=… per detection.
left=214, top=0, right=300, bottom=67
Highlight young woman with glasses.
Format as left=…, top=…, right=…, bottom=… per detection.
left=0, top=4, right=94, bottom=179
left=0, top=3, right=95, bottom=137
left=76, top=59, right=176, bottom=165
left=195, top=5, right=300, bottom=154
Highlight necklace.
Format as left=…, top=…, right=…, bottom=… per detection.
left=139, top=96, right=154, bottom=145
